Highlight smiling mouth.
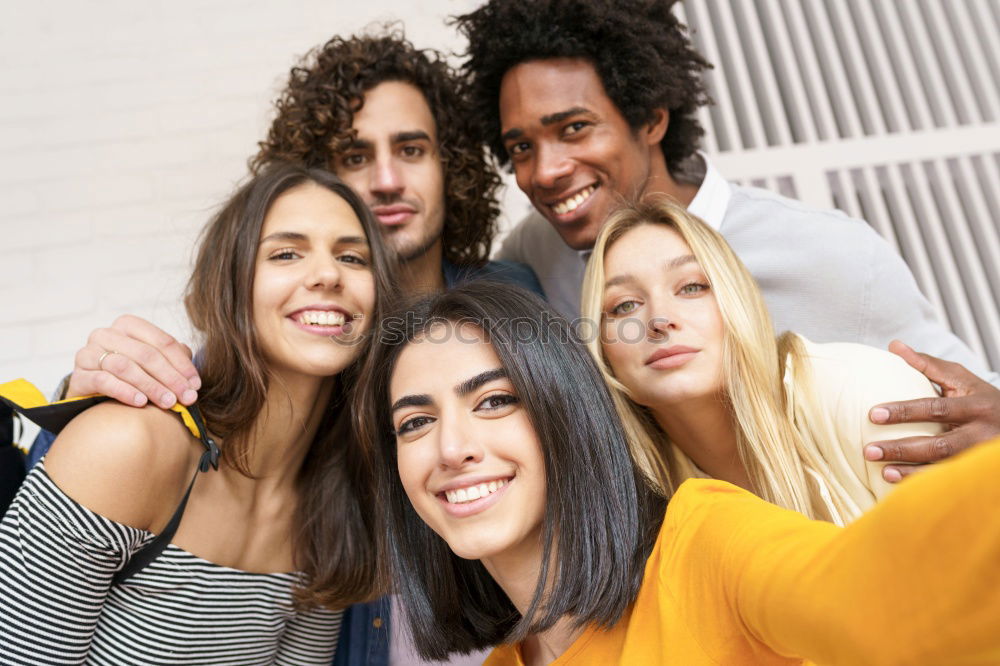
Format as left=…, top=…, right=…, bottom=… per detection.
left=296, top=310, right=347, bottom=327
left=442, top=477, right=511, bottom=504
left=550, top=184, right=597, bottom=216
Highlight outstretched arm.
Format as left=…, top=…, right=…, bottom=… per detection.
left=686, top=439, right=1000, bottom=665
left=864, top=341, right=1000, bottom=482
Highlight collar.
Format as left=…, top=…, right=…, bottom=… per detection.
left=686, top=152, right=729, bottom=230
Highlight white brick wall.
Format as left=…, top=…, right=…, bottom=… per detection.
left=0, top=0, right=531, bottom=400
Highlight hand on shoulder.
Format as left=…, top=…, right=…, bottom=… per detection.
left=43, top=402, right=200, bottom=531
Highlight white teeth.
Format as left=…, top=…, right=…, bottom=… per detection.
left=444, top=478, right=508, bottom=505
left=298, top=310, right=346, bottom=327
left=552, top=185, right=595, bottom=215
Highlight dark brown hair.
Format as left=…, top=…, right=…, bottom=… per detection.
left=454, top=0, right=712, bottom=175
left=185, top=162, right=399, bottom=607
left=353, top=283, right=665, bottom=659
left=250, top=26, right=500, bottom=267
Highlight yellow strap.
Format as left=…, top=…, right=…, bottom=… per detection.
left=0, top=379, right=49, bottom=409
left=0, top=378, right=202, bottom=440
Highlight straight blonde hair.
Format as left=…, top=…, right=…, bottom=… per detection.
left=581, top=195, right=860, bottom=523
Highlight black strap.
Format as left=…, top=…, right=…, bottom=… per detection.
left=113, top=405, right=219, bottom=585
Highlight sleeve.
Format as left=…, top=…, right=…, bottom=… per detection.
left=670, top=438, right=1000, bottom=666
left=861, top=230, right=998, bottom=387
left=273, top=605, right=341, bottom=665
left=0, top=465, right=153, bottom=666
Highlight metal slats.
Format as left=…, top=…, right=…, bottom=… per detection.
left=679, top=0, right=1000, bottom=369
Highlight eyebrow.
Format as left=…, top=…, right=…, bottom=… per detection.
left=455, top=368, right=507, bottom=397
left=604, top=254, right=699, bottom=289
left=259, top=232, right=368, bottom=245
left=390, top=368, right=508, bottom=414
left=345, top=130, right=433, bottom=151
left=390, top=394, right=431, bottom=414
left=393, top=130, right=432, bottom=144
left=541, top=106, right=590, bottom=126
left=501, top=107, right=592, bottom=144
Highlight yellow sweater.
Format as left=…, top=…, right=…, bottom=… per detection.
left=486, top=439, right=1000, bottom=665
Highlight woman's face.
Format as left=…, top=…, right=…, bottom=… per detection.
left=390, top=324, right=547, bottom=562
left=600, top=223, right=725, bottom=408
left=252, top=182, right=375, bottom=381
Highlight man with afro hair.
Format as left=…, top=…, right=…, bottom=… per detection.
left=454, top=0, right=999, bottom=480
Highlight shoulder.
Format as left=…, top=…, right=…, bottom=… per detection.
left=725, top=185, right=886, bottom=243
left=43, top=402, right=200, bottom=530
left=793, top=335, right=938, bottom=401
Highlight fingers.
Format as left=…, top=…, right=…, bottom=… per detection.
left=886, top=340, right=977, bottom=393
left=864, top=432, right=967, bottom=464
left=68, top=318, right=199, bottom=408
left=110, top=315, right=199, bottom=388
left=881, top=463, right=926, bottom=484
left=868, top=394, right=962, bottom=426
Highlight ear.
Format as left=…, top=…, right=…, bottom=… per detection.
left=643, top=108, right=669, bottom=145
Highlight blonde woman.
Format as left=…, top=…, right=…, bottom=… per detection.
left=581, top=196, right=943, bottom=524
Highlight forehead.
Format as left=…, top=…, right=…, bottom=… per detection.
left=606, top=223, right=691, bottom=267
left=390, top=324, right=500, bottom=397
left=261, top=183, right=363, bottom=237
left=352, top=80, right=438, bottom=142
left=498, top=58, right=620, bottom=129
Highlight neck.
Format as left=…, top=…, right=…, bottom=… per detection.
left=642, top=150, right=699, bottom=208
left=400, top=239, right=445, bottom=294
left=481, top=540, right=585, bottom=666
left=651, top=395, right=752, bottom=490
left=220, top=372, right=335, bottom=494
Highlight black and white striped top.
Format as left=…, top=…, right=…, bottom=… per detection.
left=0, top=465, right=341, bottom=665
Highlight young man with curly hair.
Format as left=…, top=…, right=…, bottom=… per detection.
left=252, top=30, right=539, bottom=296
left=453, top=0, right=999, bottom=483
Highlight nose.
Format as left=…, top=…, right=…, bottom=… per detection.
left=531, top=142, right=573, bottom=191
left=305, top=255, right=343, bottom=292
left=370, top=154, right=403, bottom=197
left=646, top=297, right=677, bottom=338
left=437, top=409, right=484, bottom=469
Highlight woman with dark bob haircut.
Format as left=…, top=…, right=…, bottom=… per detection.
left=355, top=282, right=1000, bottom=665
left=0, top=163, right=397, bottom=664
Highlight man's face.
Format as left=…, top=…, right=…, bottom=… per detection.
left=335, top=81, right=446, bottom=262
left=499, top=58, right=666, bottom=250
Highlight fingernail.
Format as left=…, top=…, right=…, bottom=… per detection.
left=133, top=393, right=147, bottom=407
left=884, top=468, right=902, bottom=483
left=870, top=407, right=890, bottom=424
left=181, top=389, right=198, bottom=405
left=190, top=376, right=202, bottom=391
left=160, top=393, right=177, bottom=408
left=864, top=446, right=884, bottom=461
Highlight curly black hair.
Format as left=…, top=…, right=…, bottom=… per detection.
left=453, top=0, right=712, bottom=175
left=250, top=27, right=500, bottom=267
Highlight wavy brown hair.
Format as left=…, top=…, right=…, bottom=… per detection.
left=454, top=0, right=712, bottom=175
left=185, top=162, right=399, bottom=608
left=250, top=27, right=500, bottom=267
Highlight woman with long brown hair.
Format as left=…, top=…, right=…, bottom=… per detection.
left=0, top=163, right=397, bottom=664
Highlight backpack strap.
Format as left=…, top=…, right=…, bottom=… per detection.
left=112, top=418, right=218, bottom=585
left=0, top=380, right=220, bottom=584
